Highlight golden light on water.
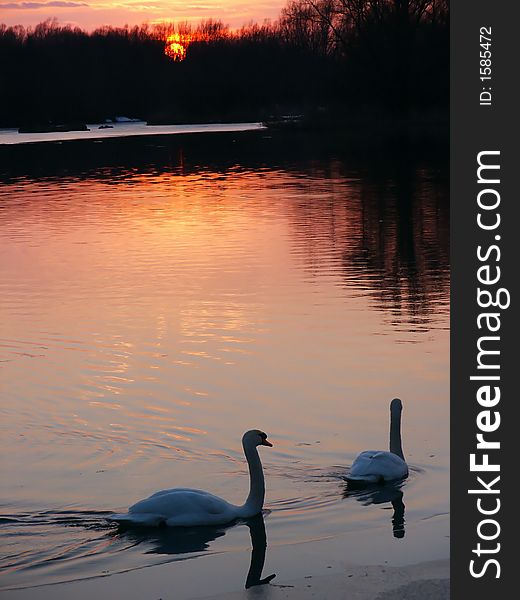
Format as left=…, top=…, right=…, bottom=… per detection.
left=0, top=163, right=449, bottom=587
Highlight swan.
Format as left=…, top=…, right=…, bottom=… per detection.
left=346, top=398, right=408, bottom=483
left=110, top=430, right=272, bottom=527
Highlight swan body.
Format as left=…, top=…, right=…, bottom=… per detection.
left=347, top=450, right=408, bottom=483
left=110, top=430, right=272, bottom=527
left=347, top=398, right=408, bottom=483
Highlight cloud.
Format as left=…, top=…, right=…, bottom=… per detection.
left=0, top=1, right=88, bottom=8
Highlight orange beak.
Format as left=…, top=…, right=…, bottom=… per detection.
left=262, top=439, right=273, bottom=447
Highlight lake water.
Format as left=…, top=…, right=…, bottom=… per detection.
left=0, top=131, right=449, bottom=596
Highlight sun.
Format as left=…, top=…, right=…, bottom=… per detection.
left=164, top=32, right=211, bottom=61
left=164, top=33, right=189, bottom=61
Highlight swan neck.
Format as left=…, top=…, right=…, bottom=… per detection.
left=389, top=406, right=404, bottom=460
left=239, top=439, right=265, bottom=518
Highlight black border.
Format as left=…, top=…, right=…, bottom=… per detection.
left=451, top=1, right=518, bottom=596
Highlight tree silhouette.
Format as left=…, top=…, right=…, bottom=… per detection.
left=0, top=0, right=448, bottom=128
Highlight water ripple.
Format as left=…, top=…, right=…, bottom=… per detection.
left=0, top=150, right=449, bottom=590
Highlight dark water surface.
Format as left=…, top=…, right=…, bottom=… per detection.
left=0, top=131, right=449, bottom=594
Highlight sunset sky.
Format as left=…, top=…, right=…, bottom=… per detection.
left=0, top=1, right=285, bottom=30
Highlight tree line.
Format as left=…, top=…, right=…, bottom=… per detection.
left=0, top=0, right=448, bottom=128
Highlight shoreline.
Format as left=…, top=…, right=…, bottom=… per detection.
left=1, top=516, right=449, bottom=600
left=0, top=122, right=265, bottom=146
left=198, top=559, right=449, bottom=600
left=1, top=557, right=449, bottom=600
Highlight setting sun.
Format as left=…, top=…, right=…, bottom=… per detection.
left=165, top=33, right=189, bottom=61
left=164, top=32, right=209, bottom=61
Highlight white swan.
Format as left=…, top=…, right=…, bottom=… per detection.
left=346, top=398, right=408, bottom=483
left=110, top=430, right=272, bottom=527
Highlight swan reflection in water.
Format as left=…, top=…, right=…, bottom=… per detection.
left=115, top=512, right=275, bottom=589
left=343, top=481, right=406, bottom=538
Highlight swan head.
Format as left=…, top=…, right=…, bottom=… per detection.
left=390, top=398, right=403, bottom=413
left=243, top=429, right=273, bottom=447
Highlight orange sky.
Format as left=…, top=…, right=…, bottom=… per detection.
left=0, top=1, right=285, bottom=29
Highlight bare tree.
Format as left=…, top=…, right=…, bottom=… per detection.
left=280, top=0, right=337, bottom=56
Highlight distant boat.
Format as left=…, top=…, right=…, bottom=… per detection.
left=114, top=116, right=142, bottom=123
left=262, top=115, right=305, bottom=130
